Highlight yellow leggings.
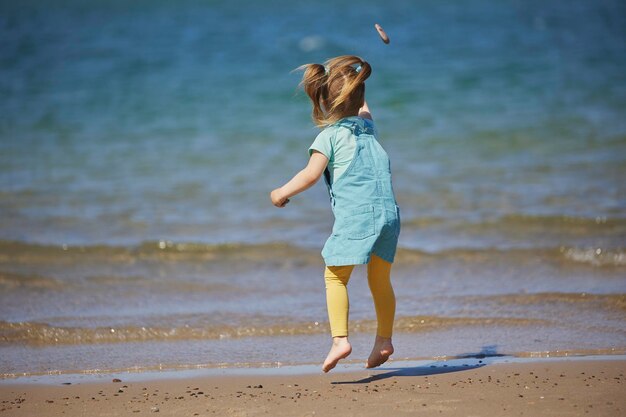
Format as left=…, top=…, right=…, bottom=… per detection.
left=324, top=254, right=396, bottom=338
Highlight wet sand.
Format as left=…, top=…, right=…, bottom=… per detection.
left=1, top=359, right=624, bottom=416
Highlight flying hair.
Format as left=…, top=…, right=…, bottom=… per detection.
left=297, top=55, right=372, bottom=127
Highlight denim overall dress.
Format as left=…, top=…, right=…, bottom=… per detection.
left=321, top=117, right=401, bottom=266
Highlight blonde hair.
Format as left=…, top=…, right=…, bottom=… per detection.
left=297, top=55, right=372, bottom=127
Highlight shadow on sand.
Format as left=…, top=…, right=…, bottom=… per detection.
left=331, top=344, right=506, bottom=384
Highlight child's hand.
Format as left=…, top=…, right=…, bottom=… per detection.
left=270, top=188, right=290, bottom=208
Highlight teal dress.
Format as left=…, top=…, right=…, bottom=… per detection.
left=316, top=117, right=401, bottom=266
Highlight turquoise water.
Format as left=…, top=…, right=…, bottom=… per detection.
left=1, top=0, right=625, bottom=376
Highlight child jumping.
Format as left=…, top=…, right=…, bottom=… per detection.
left=270, top=55, right=400, bottom=373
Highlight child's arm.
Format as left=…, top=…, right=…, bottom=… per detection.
left=358, top=99, right=373, bottom=120
left=270, top=151, right=329, bottom=208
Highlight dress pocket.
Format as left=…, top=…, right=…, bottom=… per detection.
left=333, top=205, right=376, bottom=240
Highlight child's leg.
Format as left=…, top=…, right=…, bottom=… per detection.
left=366, top=254, right=396, bottom=368
left=324, top=264, right=355, bottom=337
left=366, top=254, right=395, bottom=338
left=322, top=264, right=355, bottom=372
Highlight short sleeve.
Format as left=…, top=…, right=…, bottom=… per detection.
left=308, top=127, right=335, bottom=161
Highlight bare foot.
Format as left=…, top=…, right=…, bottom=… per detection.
left=366, top=335, right=394, bottom=368
left=322, top=337, right=352, bottom=373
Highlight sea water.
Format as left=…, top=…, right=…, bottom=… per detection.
left=1, top=0, right=625, bottom=377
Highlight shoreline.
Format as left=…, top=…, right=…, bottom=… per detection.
left=2, top=348, right=626, bottom=383
left=1, top=355, right=624, bottom=416
left=2, top=351, right=626, bottom=385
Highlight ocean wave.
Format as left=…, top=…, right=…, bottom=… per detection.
left=397, top=246, right=626, bottom=268
left=1, top=239, right=624, bottom=268
left=0, top=240, right=322, bottom=266
left=0, top=269, right=240, bottom=293
left=560, top=247, right=626, bottom=267
left=0, top=270, right=63, bottom=289
left=403, top=214, right=626, bottom=231
left=0, top=315, right=547, bottom=346
left=461, top=292, right=626, bottom=311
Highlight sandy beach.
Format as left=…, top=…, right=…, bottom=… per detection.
left=1, top=358, right=624, bottom=416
